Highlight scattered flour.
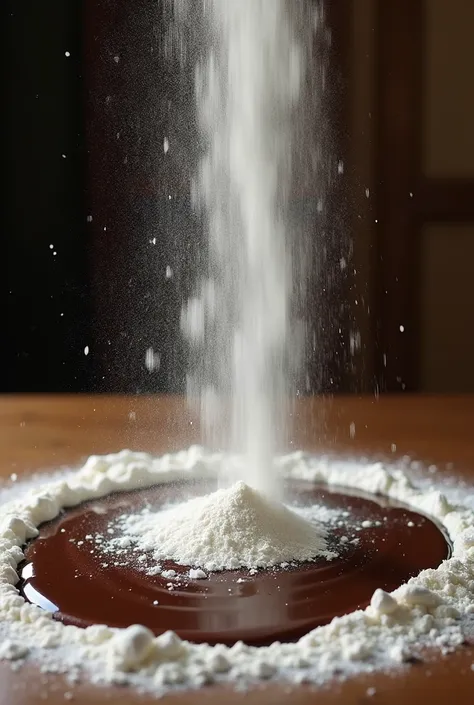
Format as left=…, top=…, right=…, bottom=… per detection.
left=0, top=447, right=473, bottom=695
left=105, top=480, right=329, bottom=571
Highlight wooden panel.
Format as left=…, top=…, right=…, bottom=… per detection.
left=374, top=0, right=423, bottom=392
left=414, top=178, right=474, bottom=221
left=420, top=224, right=474, bottom=392
left=374, top=0, right=474, bottom=392
left=423, top=0, right=474, bottom=177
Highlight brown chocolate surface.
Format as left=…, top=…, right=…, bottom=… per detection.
left=19, top=480, right=449, bottom=645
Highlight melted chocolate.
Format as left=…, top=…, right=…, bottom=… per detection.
left=19, top=481, right=450, bottom=645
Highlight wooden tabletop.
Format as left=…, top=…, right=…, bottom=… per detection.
left=1, top=394, right=474, bottom=704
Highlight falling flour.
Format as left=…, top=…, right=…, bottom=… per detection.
left=104, top=480, right=330, bottom=571
left=0, top=447, right=474, bottom=695
left=181, top=0, right=320, bottom=498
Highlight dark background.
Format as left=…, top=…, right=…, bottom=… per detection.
left=3, top=1, right=474, bottom=394
left=3, top=0, right=90, bottom=392
left=2, top=0, right=201, bottom=394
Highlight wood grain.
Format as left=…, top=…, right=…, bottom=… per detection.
left=1, top=394, right=474, bottom=703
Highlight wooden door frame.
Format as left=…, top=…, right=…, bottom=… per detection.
left=374, top=0, right=474, bottom=392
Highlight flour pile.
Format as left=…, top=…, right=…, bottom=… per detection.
left=107, top=481, right=329, bottom=571
left=0, top=448, right=474, bottom=696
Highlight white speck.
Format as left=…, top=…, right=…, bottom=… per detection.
left=61, top=154, right=66, bottom=159
left=339, top=258, right=347, bottom=271
left=162, top=570, right=177, bottom=580
left=407, top=521, right=414, bottom=528
left=349, top=331, right=361, bottom=356
left=52, top=251, right=57, bottom=257
left=128, top=411, right=136, bottom=422
left=65, top=51, right=70, bottom=58
left=349, top=422, right=356, bottom=439
left=361, top=520, right=373, bottom=529
left=168, top=195, right=172, bottom=200
left=49, top=244, right=54, bottom=250
left=10, top=473, right=17, bottom=482
left=113, top=55, right=120, bottom=63
left=189, top=568, right=207, bottom=580
left=399, top=325, right=405, bottom=333
left=365, top=188, right=370, bottom=198
left=391, top=443, right=397, bottom=453
left=149, top=237, right=157, bottom=246
left=164, top=137, right=169, bottom=153
left=367, top=687, right=376, bottom=697
left=166, top=266, right=173, bottom=279
left=145, top=348, right=160, bottom=372
left=86, top=215, right=93, bottom=223
left=337, top=160, right=344, bottom=174
left=84, top=346, right=90, bottom=356
left=409, top=192, right=413, bottom=198
left=153, top=600, right=159, bottom=605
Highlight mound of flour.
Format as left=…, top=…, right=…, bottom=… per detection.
left=0, top=447, right=474, bottom=697
left=112, top=480, right=329, bottom=571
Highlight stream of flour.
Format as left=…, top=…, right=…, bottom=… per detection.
left=182, top=0, right=317, bottom=497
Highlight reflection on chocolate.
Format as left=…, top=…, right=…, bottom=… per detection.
left=19, top=481, right=450, bottom=646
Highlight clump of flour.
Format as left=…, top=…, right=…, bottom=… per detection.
left=106, top=481, right=330, bottom=571
left=0, top=447, right=473, bottom=696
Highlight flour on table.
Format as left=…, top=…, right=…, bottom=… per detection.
left=0, top=447, right=473, bottom=696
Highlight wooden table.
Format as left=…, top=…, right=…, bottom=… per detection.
left=1, top=395, right=474, bottom=704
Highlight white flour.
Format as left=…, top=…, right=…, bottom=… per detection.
left=103, top=480, right=330, bottom=571
left=0, top=447, right=473, bottom=695
left=181, top=1, right=319, bottom=498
